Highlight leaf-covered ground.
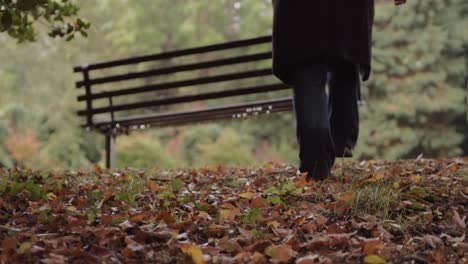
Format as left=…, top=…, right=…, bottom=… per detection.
left=0, top=158, right=467, bottom=263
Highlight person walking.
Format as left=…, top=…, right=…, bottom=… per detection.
left=272, top=0, right=406, bottom=180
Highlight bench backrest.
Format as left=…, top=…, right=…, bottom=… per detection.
left=74, top=36, right=291, bottom=135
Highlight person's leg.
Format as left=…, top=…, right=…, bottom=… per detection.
left=291, top=64, right=335, bottom=180
left=328, top=61, right=360, bottom=157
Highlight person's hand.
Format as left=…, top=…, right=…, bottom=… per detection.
left=395, top=0, right=407, bottom=5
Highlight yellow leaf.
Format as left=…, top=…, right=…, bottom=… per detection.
left=295, top=216, right=306, bottom=225
left=180, top=244, right=205, bottom=264
left=367, top=173, right=384, bottom=183
left=66, top=206, right=78, bottom=212
left=18, top=242, right=32, bottom=254
left=219, top=209, right=231, bottom=220
left=266, top=220, right=280, bottom=228
left=364, top=255, right=385, bottom=264
left=392, top=181, right=400, bottom=189
left=47, top=192, right=57, bottom=200
left=238, top=192, right=255, bottom=199
left=342, top=191, right=354, bottom=203
left=207, top=224, right=225, bottom=234
left=374, top=173, right=384, bottom=181
left=368, top=160, right=376, bottom=166
left=410, top=175, right=421, bottom=183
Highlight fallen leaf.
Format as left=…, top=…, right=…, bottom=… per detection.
left=238, top=192, right=255, bottom=199
left=327, top=223, right=344, bottom=234
left=362, top=238, right=384, bottom=255
left=180, top=244, right=205, bottom=264
left=341, top=191, right=354, bottom=203
left=250, top=196, right=265, bottom=208
left=18, top=242, right=32, bottom=254
left=452, top=209, right=466, bottom=230
left=208, top=224, right=227, bottom=235
left=266, top=220, right=280, bottom=228
left=101, top=215, right=113, bottom=225
left=423, top=235, right=442, bottom=249
left=447, top=163, right=457, bottom=172
left=145, top=180, right=159, bottom=192
left=363, top=255, right=385, bottom=264
left=66, top=205, right=78, bottom=212
left=46, top=192, right=57, bottom=200
left=410, top=175, right=422, bottom=183
left=1, top=238, right=17, bottom=254
left=265, top=244, right=297, bottom=263
left=94, top=164, right=102, bottom=173
left=295, top=172, right=308, bottom=187
left=295, top=216, right=306, bottom=226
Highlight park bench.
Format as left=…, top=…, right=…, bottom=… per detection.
left=74, top=36, right=293, bottom=168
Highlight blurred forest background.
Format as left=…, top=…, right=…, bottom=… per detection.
left=0, top=0, right=467, bottom=169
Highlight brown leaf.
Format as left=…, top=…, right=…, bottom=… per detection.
left=129, top=213, right=147, bottom=223
left=207, top=224, right=228, bottom=235
left=341, top=191, right=354, bottom=203
left=251, top=252, right=267, bottom=264
left=249, top=196, right=265, bottom=208
left=327, top=223, right=344, bottom=234
left=145, top=180, right=159, bottom=192
left=423, top=235, right=443, bottom=249
left=452, top=210, right=466, bottom=230
left=361, top=238, right=384, bottom=255
left=94, top=164, right=102, bottom=173
left=1, top=238, right=17, bottom=254
left=245, top=240, right=271, bottom=253
left=265, top=244, right=297, bottom=263
left=295, top=172, right=308, bottom=187
left=101, top=215, right=113, bottom=225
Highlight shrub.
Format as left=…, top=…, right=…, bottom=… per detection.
left=116, top=133, right=177, bottom=168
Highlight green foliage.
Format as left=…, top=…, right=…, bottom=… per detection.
left=355, top=0, right=468, bottom=159
left=198, top=128, right=254, bottom=167
left=0, top=0, right=89, bottom=42
left=115, top=175, right=145, bottom=206
left=241, top=208, right=261, bottom=225
left=115, top=134, right=177, bottom=169
left=10, top=179, right=46, bottom=200
left=265, top=180, right=302, bottom=196
left=38, top=209, right=55, bottom=224
left=181, top=125, right=222, bottom=166
left=351, top=183, right=401, bottom=219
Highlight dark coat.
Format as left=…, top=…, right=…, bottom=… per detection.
left=272, top=0, right=374, bottom=84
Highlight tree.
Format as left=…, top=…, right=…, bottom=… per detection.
left=355, top=0, right=468, bottom=159
left=0, top=0, right=89, bottom=42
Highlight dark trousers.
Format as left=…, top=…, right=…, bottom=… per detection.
left=291, top=61, right=360, bottom=178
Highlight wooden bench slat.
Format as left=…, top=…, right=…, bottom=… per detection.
left=88, top=97, right=293, bottom=130
left=78, top=83, right=289, bottom=116
left=74, top=35, right=272, bottom=73
left=76, top=52, right=272, bottom=88
left=121, top=105, right=292, bottom=129
left=77, top=69, right=273, bottom=101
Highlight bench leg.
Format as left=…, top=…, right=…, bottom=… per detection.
left=105, top=134, right=116, bottom=169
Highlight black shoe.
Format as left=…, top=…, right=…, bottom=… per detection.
left=299, top=159, right=332, bottom=181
